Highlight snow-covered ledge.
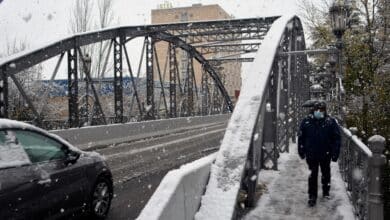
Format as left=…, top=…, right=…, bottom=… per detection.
left=195, top=15, right=299, bottom=220
left=137, top=153, right=216, bottom=220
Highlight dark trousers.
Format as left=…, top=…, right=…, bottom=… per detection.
left=306, top=157, right=331, bottom=199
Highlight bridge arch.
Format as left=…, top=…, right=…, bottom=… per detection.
left=195, top=15, right=310, bottom=219
left=0, top=25, right=234, bottom=127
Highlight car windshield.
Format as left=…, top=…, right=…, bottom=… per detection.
left=0, top=130, right=31, bottom=169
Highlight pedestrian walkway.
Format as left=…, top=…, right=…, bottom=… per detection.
left=243, top=144, right=356, bottom=220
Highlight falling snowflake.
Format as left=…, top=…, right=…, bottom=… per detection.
left=250, top=175, right=257, bottom=181
left=22, top=13, right=32, bottom=23
left=254, top=133, right=259, bottom=141
left=47, top=13, right=53, bottom=21
left=352, top=168, right=363, bottom=181
left=9, top=63, right=16, bottom=68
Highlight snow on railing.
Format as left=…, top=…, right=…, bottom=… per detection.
left=195, top=14, right=305, bottom=220
left=339, top=127, right=386, bottom=220
left=341, top=127, right=372, bottom=157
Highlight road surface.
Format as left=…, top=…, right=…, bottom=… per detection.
left=96, top=121, right=227, bottom=219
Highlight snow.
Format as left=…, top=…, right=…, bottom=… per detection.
left=137, top=153, right=216, bottom=220
left=310, top=84, right=323, bottom=89
left=0, top=118, right=82, bottom=154
left=195, top=14, right=298, bottom=220
left=106, top=128, right=225, bottom=159
left=368, top=135, right=385, bottom=143
left=0, top=130, right=31, bottom=169
left=339, top=78, right=345, bottom=94
left=244, top=144, right=356, bottom=220
left=351, top=135, right=372, bottom=157
left=341, top=127, right=372, bottom=157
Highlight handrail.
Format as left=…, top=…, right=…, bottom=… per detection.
left=339, top=127, right=386, bottom=220
left=341, top=127, right=373, bottom=157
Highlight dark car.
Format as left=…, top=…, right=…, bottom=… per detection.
left=0, top=119, right=113, bottom=219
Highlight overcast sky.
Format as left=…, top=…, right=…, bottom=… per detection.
left=0, top=0, right=320, bottom=78
left=0, top=0, right=307, bottom=51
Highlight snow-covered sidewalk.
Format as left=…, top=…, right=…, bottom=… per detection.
left=244, top=143, right=356, bottom=220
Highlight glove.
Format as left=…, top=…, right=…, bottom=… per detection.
left=299, top=153, right=305, bottom=160
left=331, top=156, right=338, bottom=162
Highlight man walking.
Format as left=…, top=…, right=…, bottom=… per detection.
left=298, top=101, right=341, bottom=207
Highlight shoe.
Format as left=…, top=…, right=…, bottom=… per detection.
left=323, top=192, right=330, bottom=199
left=308, top=196, right=316, bottom=207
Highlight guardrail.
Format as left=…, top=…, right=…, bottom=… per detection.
left=137, top=153, right=216, bottom=220
left=339, top=127, right=386, bottom=220
left=50, top=114, right=230, bottom=150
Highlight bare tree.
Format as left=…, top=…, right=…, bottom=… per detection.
left=68, top=0, right=115, bottom=79
left=69, top=0, right=93, bottom=34
left=95, top=0, right=115, bottom=79
left=0, top=38, right=44, bottom=120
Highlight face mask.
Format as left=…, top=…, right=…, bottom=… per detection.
left=314, top=110, right=324, bottom=119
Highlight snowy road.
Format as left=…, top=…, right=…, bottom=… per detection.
left=93, top=121, right=227, bottom=219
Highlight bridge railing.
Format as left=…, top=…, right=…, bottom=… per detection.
left=339, top=127, right=386, bottom=220
left=194, top=15, right=311, bottom=220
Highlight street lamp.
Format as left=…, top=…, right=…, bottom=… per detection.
left=329, top=1, right=349, bottom=49
left=329, top=0, right=349, bottom=123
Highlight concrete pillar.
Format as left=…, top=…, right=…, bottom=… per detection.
left=367, top=135, right=386, bottom=220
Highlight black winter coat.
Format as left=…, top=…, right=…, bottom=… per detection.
left=298, top=114, right=341, bottom=161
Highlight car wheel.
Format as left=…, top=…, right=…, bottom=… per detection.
left=89, top=176, right=113, bottom=219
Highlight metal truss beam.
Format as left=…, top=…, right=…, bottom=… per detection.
left=278, top=28, right=290, bottom=153
left=201, top=68, right=208, bottom=115
left=208, top=57, right=255, bottom=63
left=173, top=31, right=267, bottom=44
left=114, top=36, right=124, bottom=123
left=149, top=16, right=278, bottom=34
left=187, top=54, right=194, bottom=116
left=278, top=48, right=338, bottom=56
left=0, top=17, right=279, bottom=76
left=0, top=66, right=8, bottom=118
left=145, top=36, right=155, bottom=120
left=169, top=44, right=177, bottom=118
left=67, top=48, right=79, bottom=128
left=195, top=43, right=260, bottom=54
left=151, top=31, right=234, bottom=112
left=77, top=48, right=107, bottom=125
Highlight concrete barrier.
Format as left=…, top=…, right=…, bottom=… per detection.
left=137, top=153, right=216, bottom=220
left=51, top=114, right=230, bottom=150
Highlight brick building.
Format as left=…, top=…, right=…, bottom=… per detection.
left=151, top=3, right=242, bottom=101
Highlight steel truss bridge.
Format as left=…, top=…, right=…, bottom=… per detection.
left=0, top=16, right=279, bottom=129
left=0, top=15, right=386, bottom=220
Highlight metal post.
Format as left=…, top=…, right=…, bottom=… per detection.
left=114, top=36, right=124, bottom=123
left=153, top=45, right=168, bottom=118
left=290, top=23, right=298, bottom=144
left=123, top=43, right=143, bottom=118
left=367, top=135, right=386, bottom=220
left=187, top=54, right=194, bottom=116
left=169, top=43, right=177, bottom=118
left=67, top=48, right=79, bottom=128
left=201, top=67, right=208, bottom=115
left=336, top=38, right=346, bottom=124
left=145, top=36, right=155, bottom=120
left=262, top=60, right=279, bottom=170
left=0, top=66, right=8, bottom=118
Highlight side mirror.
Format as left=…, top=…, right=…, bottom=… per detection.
left=65, top=150, right=80, bottom=165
